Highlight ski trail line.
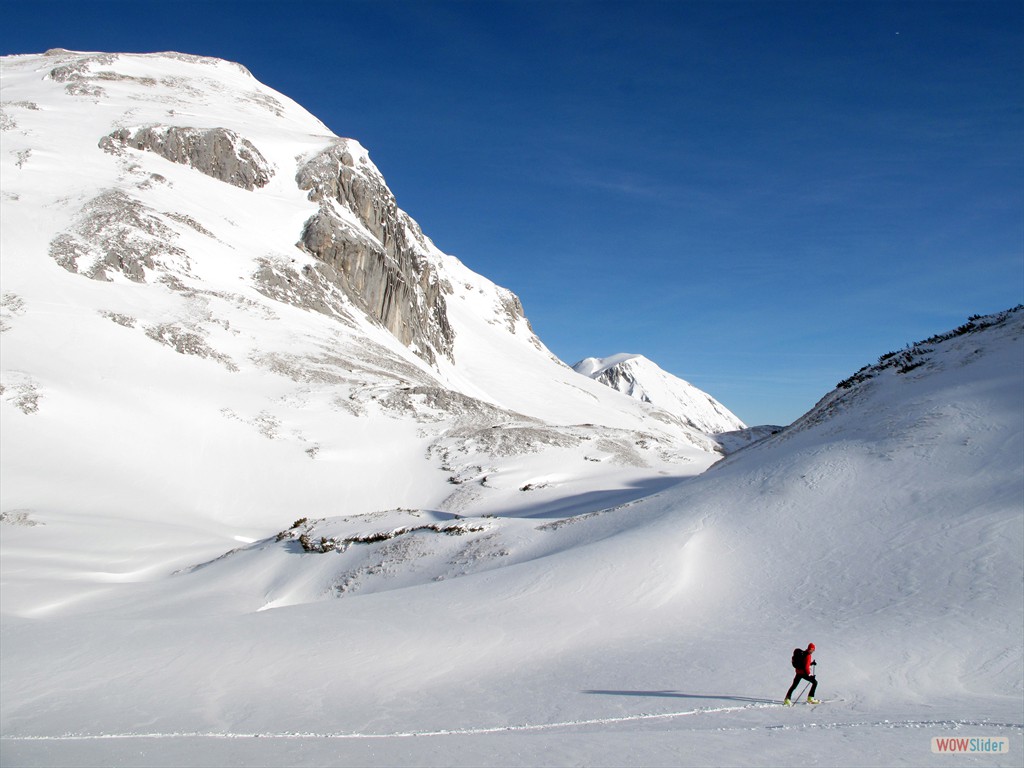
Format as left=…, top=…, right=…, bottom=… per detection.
left=5, top=710, right=1022, bottom=743
left=2, top=702, right=779, bottom=741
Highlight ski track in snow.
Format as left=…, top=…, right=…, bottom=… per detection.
left=7, top=706, right=1022, bottom=742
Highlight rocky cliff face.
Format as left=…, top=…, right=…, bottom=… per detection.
left=295, top=142, right=455, bottom=365
left=100, top=126, right=273, bottom=190
left=29, top=48, right=454, bottom=366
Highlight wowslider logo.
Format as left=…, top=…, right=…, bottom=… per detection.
left=931, top=736, right=1010, bottom=754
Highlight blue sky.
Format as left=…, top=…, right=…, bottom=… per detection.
left=3, top=1, right=1021, bottom=425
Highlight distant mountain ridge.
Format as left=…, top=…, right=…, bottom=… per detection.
left=573, top=353, right=746, bottom=434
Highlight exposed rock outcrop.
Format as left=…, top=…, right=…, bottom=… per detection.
left=295, top=142, right=455, bottom=365
left=592, top=364, right=652, bottom=403
left=46, top=49, right=253, bottom=86
left=251, top=256, right=357, bottom=322
left=101, top=126, right=273, bottom=190
left=49, top=190, right=186, bottom=281
left=144, top=322, right=238, bottom=371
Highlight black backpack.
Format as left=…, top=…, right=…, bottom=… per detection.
left=791, top=648, right=806, bottom=670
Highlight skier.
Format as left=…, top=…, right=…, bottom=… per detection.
left=784, top=642, right=820, bottom=705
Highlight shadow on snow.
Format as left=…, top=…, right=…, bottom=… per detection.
left=583, top=690, right=777, bottom=705
left=492, top=475, right=694, bottom=520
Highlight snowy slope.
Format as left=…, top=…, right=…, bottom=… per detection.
left=4, top=292, right=1022, bottom=767
left=1, top=49, right=1022, bottom=768
left=574, top=352, right=746, bottom=434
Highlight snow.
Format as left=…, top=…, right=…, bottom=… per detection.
left=2, top=51, right=1022, bottom=767
left=573, top=352, right=748, bottom=434
left=573, top=351, right=644, bottom=377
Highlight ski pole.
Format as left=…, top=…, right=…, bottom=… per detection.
left=797, top=679, right=811, bottom=700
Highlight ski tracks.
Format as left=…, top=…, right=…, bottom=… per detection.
left=3, top=701, right=776, bottom=742
left=6, top=702, right=1021, bottom=743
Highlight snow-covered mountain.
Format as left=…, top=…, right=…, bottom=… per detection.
left=574, top=353, right=746, bottom=434
left=2, top=50, right=1022, bottom=768
left=0, top=49, right=728, bottom=548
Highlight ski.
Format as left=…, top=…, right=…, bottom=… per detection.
left=782, top=697, right=842, bottom=706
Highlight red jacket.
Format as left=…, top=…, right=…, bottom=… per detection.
left=802, top=650, right=814, bottom=675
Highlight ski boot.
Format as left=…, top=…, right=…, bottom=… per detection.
left=807, top=696, right=820, bottom=704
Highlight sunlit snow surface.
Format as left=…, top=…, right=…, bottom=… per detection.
left=1, top=51, right=1022, bottom=767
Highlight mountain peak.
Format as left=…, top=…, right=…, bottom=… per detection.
left=572, top=354, right=745, bottom=434
left=572, top=353, right=648, bottom=377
